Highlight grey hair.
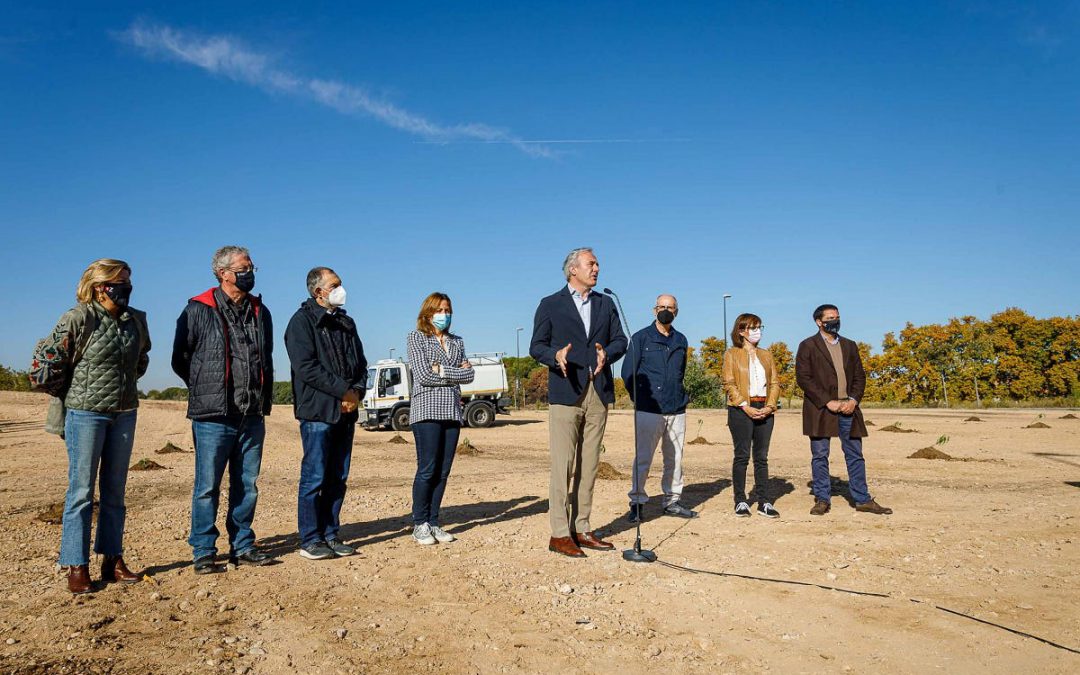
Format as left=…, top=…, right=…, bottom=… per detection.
left=211, top=245, right=250, bottom=279
left=562, top=247, right=594, bottom=281
left=306, top=266, right=335, bottom=298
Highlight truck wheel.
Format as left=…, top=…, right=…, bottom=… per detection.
left=391, top=406, right=411, bottom=432
left=465, top=401, right=495, bottom=428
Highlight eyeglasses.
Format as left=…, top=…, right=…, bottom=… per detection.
left=227, top=266, right=258, bottom=274
left=654, top=305, right=678, bottom=311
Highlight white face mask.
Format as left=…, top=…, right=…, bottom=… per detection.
left=747, top=328, right=762, bottom=345
left=326, top=285, right=347, bottom=308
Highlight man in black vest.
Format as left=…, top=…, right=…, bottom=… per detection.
left=172, top=245, right=275, bottom=573
left=285, top=267, right=367, bottom=561
left=530, top=248, right=627, bottom=557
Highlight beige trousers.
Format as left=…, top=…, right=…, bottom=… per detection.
left=548, top=384, right=609, bottom=538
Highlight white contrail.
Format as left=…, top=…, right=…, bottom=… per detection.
left=114, top=20, right=554, bottom=158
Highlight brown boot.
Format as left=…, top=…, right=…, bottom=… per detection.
left=855, top=499, right=893, bottom=515
left=810, top=499, right=831, bottom=516
left=101, top=555, right=141, bottom=584
left=548, top=536, right=586, bottom=558
left=67, top=565, right=92, bottom=594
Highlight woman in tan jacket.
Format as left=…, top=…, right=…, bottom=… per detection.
left=722, top=313, right=781, bottom=518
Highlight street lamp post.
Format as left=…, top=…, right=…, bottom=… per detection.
left=722, top=294, right=732, bottom=406
left=515, top=327, right=524, bottom=409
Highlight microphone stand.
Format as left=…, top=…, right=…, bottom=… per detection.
left=603, top=287, right=656, bottom=563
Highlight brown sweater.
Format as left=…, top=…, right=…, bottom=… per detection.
left=824, top=337, right=847, bottom=400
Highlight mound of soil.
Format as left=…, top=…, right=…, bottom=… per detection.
left=130, top=459, right=167, bottom=471
left=964, top=416, right=982, bottom=422
left=35, top=502, right=65, bottom=524
left=908, top=447, right=954, bottom=460
left=1060, top=413, right=1078, bottom=420
left=597, top=461, right=628, bottom=480
left=456, top=438, right=481, bottom=456
left=687, top=437, right=713, bottom=445
left=387, top=434, right=409, bottom=444
left=155, top=441, right=188, bottom=454
left=879, top=424, right=917, bottom=433
left=1025, top=422, right=1051, bottom=429
left=865, top=420, right=875, bottom=426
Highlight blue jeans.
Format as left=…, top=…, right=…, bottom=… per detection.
left=411, top=420, right=460, bottom=526
left=59, top=409, right=137, bottom=566
left=189, top=415, right=265, bottom=560
left=298, top=419, right=354, bottom=548
left=810, top=414, right=872, bottom=505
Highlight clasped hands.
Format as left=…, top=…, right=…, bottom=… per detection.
left=742, top=404, right=773, bottom=419
left=341, top=389, right=360, bottom=414
left=554, top=342, right=606, bottom=377
left=827, top=398, right=858, bottom=415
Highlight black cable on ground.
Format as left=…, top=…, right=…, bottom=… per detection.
left=654, top=559, right=1080, bottom=656
left=908, top=598, right=1080, bottom=656
left=658, top=560, right=891, bottom=598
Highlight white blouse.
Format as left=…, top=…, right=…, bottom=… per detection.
left=748, top=350, right=768, bottom=398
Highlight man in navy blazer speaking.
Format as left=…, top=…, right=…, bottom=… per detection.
left=530, top=248, right=628, bottom=557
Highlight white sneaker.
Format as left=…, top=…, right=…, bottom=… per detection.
left=429, top=524, right=455, bottom=543
left=412, top=523, right=436, bottom=545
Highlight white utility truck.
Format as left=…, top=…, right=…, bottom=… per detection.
left=362, top=352, right=511, bottom=431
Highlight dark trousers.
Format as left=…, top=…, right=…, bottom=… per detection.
left=727, top=403, right=774, bottom=504
left=298, top=419, right=355, bottom=548
left=411, top=420, right=461, bottom=526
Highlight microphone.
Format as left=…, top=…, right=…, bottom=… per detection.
left=603, top=286, right=656, bottom=564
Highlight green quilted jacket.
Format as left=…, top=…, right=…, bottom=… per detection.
left=33, top=302, right=151, bottom=412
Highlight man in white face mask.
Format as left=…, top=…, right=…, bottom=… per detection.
left=285, top=267, right=368, bottom=560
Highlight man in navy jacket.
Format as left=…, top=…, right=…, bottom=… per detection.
left=285, top=267, right=367, bottom=561
left=530, top=248, right=627, bottom=557
left=621, top=294, right=696, bottom=523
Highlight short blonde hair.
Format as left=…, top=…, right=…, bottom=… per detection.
left=416, top=292, right=452, bottom=336
left=75, top=259, right=131, bottom=304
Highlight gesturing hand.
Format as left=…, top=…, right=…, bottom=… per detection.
left=593, top=343, right=607, bottom=377
left=555, top=343, right=572, bottom=377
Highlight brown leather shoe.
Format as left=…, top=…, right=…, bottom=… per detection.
left=810, top=499, right=831, bottom=516
left=573, top=532, right=614, bottom=551
left=67, top=565, right=92, bottom=594
left=855, top=499, right=893, bottom=515
left=548, top=536, right=586, bottom=558
left=101, top=555, right=141, bottom=584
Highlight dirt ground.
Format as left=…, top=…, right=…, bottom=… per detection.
left=0, top=390, right=1077, bottom=674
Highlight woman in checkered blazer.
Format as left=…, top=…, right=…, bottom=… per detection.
left=406, top=292, right=475, bottom=546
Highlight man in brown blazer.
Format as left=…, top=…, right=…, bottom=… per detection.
left=795, top=304, right=892, bottom=516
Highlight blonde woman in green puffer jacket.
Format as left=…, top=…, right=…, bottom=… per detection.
left=30, top=258, right=150, bottom=594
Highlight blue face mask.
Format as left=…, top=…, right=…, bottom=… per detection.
left=432, top=313, right=452, bottom=332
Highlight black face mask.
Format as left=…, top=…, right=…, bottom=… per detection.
left=102, top=283, right=132, bottom=309
left=822, top=319, right=841, bottom=335
left=657, top=309, right=675, bottom=325
left=233, top=271, right=256, bottom=293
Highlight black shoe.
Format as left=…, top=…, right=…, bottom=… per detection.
left=232, top=548, right=273, bottom=566
left=626, top=504, right=643, bottom=524
left=757, top=502, right=780, bottom=518
left=663, top=502, right=699, bottom=518
left=325, top=539, right=356, bottom=557
left=193, top=555, right=217, bottom=575
left=299, top=542, right=336, bottom=560
left=735, top=501, right=751, bottom=517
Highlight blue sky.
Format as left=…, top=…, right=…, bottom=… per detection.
left=2, top=1, right=1078, bottom=390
